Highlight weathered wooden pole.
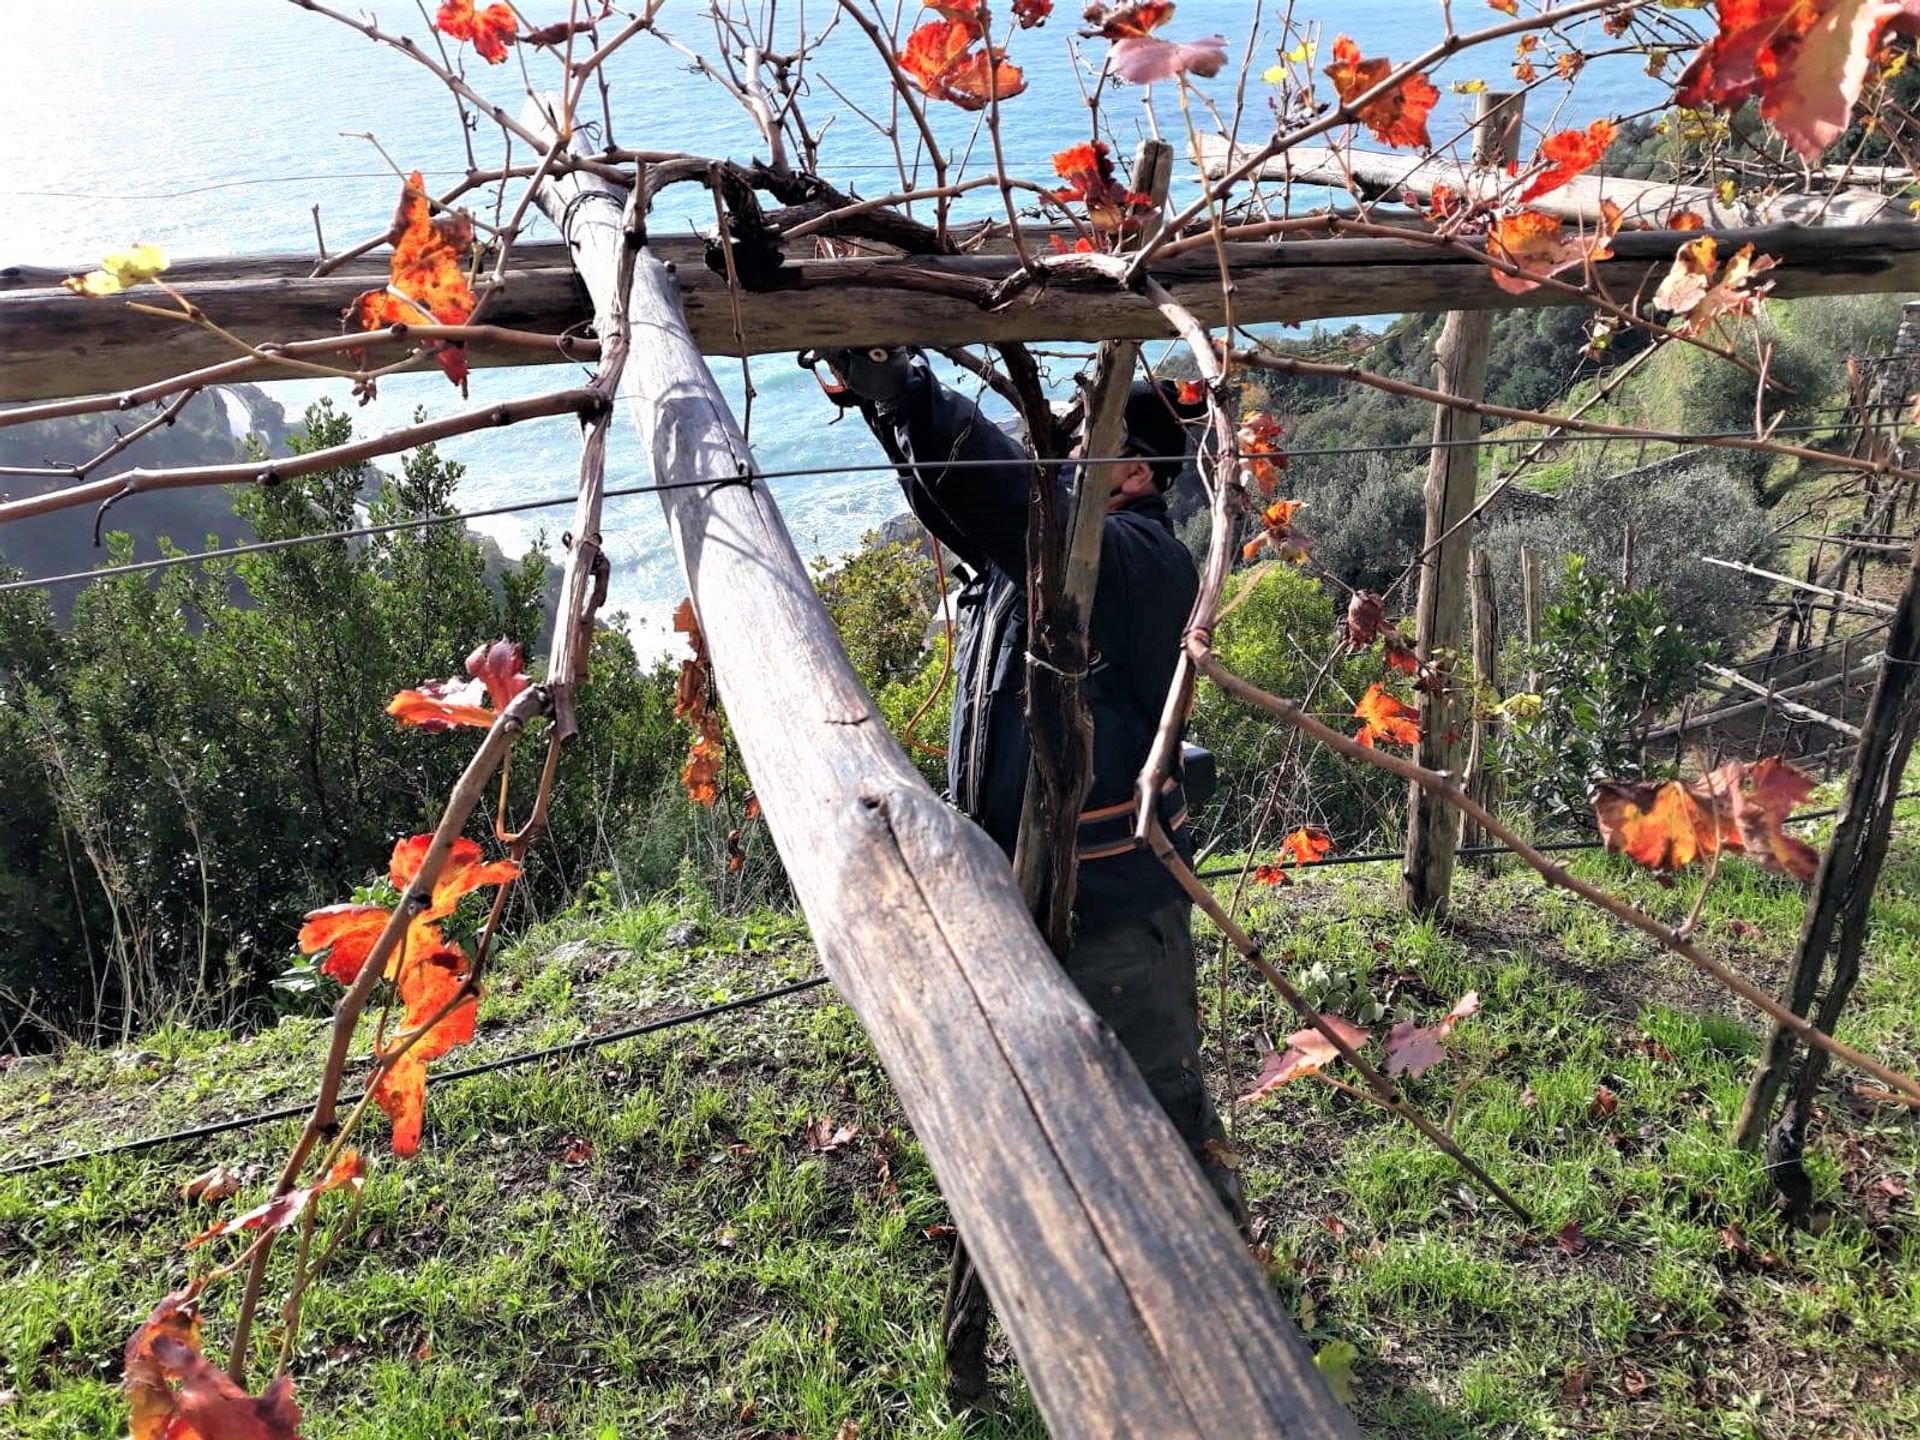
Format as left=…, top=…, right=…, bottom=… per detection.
left=1403, top=92, right=1523, bottom=917
left=13, top=221, right=1920, bottom=402
left=1462, top=546, right=1502, bottom=859
left=524, top=106, right=1352, bottom=1438
left=1735, top=538, right=1920, bottom=1170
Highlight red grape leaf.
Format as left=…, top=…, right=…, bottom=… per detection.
left=1013, top=0, right=1053, bottom=26
left=187, top=1150, right=365, bottom=1249
left=1106, top=34, right=1229, bottom=83
left=387, top=834, right=522, bottom=920
left=346, top=171, right=476, bottom=393
left=1050, top=141, right=1155, bottom=235
left=434, top=0, right=517, bottom=63
left=388, top=639, right=528, bottom=730
left=1676, top=0, right=1913, bottom=159
left=1324, top=36, right=1441, bottom=149
left=1592, top=755, right=1818, bottom=881
left=1384, top=991, right=1480, bottom=1078
left=1279, top=826, right=1334, bottom=867
left=1518, top=119, right=1617, bottom=202
left=1083, top=1, right=1177, bottom=38
left=1354, top=683, right=1420, bottom=749
left=1240, top=1014, right=1372, bottom=1100
left=125, top=1288, right=303, bottom=1440
left=898, top=20, right=1025, bottom=108
left=1485, top=204, right=1619, bottom=295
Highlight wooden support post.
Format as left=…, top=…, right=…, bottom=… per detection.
left=1463, top=547, right=1502, bottom=859
left=1735, top=538, right=1920, bottom=1167
left=524, top=105, right=1351, bottom=1439
left=1404, top=92, right=1522, bottom=918
left=1521, top=546, right=1541, bottom=693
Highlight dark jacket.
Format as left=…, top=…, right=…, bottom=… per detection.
left=864, top=359, right=1200, bottom=933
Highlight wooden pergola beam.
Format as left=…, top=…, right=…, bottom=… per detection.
left=8, top=222, right=1920, bottom=403
left=1195, top=136, right=1903, bottom=228
left=525, top=113, right=1354, bottom=1438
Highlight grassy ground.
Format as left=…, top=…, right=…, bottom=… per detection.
left=4, top=807, right=1919, bottom=1438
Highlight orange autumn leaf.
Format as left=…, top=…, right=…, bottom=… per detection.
left=1354, top=682, right=1420, bottom=749
left=1676, top=0, right=1920, bottom=159
left=1050, top=140, right=1154, bottom=235
left=1278, top=826, right=1335, bottom=867
left=434, top=0, right=517, bottom=63
left=1324, top=35, right=1441, bottom=149
left=1485, top=203, right=1619, bottom=295
left=1592, top=756, right=1819, bottom=881
left=347, top=171, right=477, bottom=392
left=1653, top=236, right=1777, bottom=337
left=373, top=946, right=480, bottom=1155
left=388, top=638, right=529, bottom=731
left=187, top=1151, right=365, bottom=1249
left=674, top=598, right=728, bottom=806
left=1518, top=119, right=1617, bottom=202
left=298, top=903, right=454, bottom=987
left=898, top=19, right=1025, bottom=108
left=1384, top=991, right=1480, bottom=1078
left=386, top=834, right=522, bottom=921
left=125, top=1288, right=303, bottom=1440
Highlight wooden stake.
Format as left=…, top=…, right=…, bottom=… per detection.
left=1735, top=538, right=1920, bottom=1162
left=1404, top=92, right=1522, bottom=918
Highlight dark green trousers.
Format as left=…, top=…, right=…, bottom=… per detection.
left=1063, top=899, right=1242, bottom=1215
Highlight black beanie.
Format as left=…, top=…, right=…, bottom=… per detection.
left=1121, top=379, right=1207, bottom=490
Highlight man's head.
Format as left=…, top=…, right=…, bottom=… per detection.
left=1100, top=379, right=1206, bottom=510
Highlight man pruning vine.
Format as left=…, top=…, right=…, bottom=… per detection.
left=821, top=346, right=1241, bottom=1399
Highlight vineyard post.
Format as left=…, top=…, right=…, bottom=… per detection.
left=1463, top=544, right=1501, bottom=859
left=521, top=101, right=1355, bottom=1439
left=1735, top=537, right=1920, bottom=1177
left=1403, top=90, right=1524, bottom=917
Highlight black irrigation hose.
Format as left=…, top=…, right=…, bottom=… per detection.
left=1195, top=791, right=1920, bottom=882
left=0, top=973, right=829, bottom=1179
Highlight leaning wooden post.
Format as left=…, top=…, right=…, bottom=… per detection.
left=1403, top=92, right=1523, bottom=917
left=524, top=104, right=1352, bottom=1439
left=1734, top=537, right=1920, bottom=1163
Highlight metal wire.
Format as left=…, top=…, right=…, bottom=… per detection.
left=0, top=972, right=830, bottom=1178
left=2, top=416, right=1900, bottom=595
left=1196, top=791, right=1920, bottom=882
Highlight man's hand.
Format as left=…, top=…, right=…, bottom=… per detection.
left=818, top=346, right=914, bottom=405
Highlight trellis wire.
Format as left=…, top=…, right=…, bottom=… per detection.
left=0, top=973, right=829, bottom=1178
left=3, top=417, right=1902, bottom=595
left=1200, top=792, right=1920, bottom=881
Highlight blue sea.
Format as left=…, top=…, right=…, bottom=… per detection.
left=1, top=0, right=1668, bottom=651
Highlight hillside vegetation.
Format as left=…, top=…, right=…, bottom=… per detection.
left=5, top=819, right=1919, bottom=1438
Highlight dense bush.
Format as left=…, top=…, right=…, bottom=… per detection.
left=1498, top=557, right=1704, bottom=827
left=0, top=403, right=694, bottom=1044
left=1485, top=451, right=1774, bottom=654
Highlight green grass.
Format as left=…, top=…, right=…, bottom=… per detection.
left=4, top=821, right=1920, bottom=1437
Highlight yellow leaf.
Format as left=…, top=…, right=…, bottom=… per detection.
left=1452, top=78, right=1489, bottom=93
left=1262, top=62, right=1288, bottom=84
left=1286, top=41, right=1314, bottom=63
left=1315, top=1340, right=1359, bottom=1405
left=102, top=243, right=169, bottom=287
left=1717, top=178, right=1737, bottom=204
left=62, top=242, right=169, bottom=298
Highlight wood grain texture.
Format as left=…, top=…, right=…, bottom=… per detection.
left=1197, top=135, right=1903, bottom=228
left=528, top=111, right=1354, bottom=1439
left=10, top=223, right=1920, bottom=402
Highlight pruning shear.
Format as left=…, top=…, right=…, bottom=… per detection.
left=798, top=347, right=892, bottom=413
